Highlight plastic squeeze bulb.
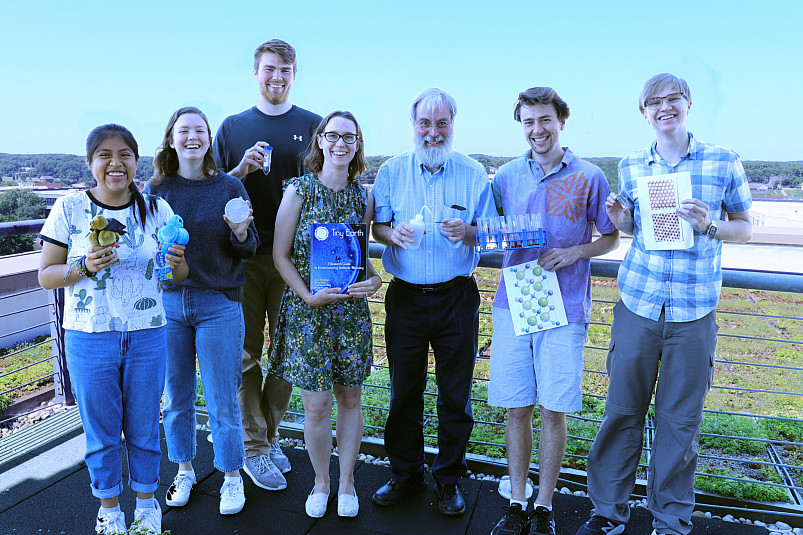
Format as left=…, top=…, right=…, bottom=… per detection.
left=408, top=213, right=426, bottom=250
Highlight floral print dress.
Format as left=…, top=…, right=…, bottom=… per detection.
left=268, top=173, right=373, bottom=391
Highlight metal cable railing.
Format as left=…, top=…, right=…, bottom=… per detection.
left=2, top=226, right=802, bottom=512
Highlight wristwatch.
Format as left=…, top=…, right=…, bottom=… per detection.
left=705, top=219, right=718, bottom=237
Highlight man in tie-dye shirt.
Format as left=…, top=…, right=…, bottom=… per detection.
left=488, top=86, right=618, bottom=535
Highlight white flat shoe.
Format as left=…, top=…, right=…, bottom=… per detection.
left=337, top=490, right=359, bottom=517
left=305, top=488, right=329, bottom=518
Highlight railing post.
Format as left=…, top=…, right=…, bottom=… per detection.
left=49, top=287, right=74, bottom=406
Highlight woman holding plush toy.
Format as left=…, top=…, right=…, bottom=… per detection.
left=145, top=106, right=258, bottom=517
left=38, top=123, right=187, bottom=535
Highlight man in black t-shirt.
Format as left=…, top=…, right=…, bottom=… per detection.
left=213, top=39, right=321, bottom=492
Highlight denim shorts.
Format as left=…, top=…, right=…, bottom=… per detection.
left=488, top=306, right=587, bottom=412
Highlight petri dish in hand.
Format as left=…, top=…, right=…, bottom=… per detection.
left=225, top=198, right=249, bottom=224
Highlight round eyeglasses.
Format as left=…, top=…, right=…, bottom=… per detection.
left=319, top=132, right=359, bottom=144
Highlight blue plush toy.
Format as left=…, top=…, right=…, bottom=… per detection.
left=158, top=215, right=190, bottom=254
left=155, top=215, right=189, bottom=280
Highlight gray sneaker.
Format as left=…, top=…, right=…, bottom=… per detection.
left=270, top=441, right=291, bottom=473
left=243, top=454, right=287, bottom=490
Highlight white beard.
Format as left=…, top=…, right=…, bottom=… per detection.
left=413, top=133, right=454, bottom=170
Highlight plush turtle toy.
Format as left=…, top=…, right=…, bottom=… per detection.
left=88, top=215, right=127, bottom=247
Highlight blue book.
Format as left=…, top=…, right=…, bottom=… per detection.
left=310, top=223, right=368, bottom=294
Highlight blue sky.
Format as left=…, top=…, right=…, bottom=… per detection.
left=1, top=0, right=800, bottom=161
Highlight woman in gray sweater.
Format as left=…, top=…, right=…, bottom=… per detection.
left=145, top=106, right=258, bottom=516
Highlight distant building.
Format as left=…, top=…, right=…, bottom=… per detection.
left=0, top=252, right=51, bottom=350
left=33, top=186, right=89, bottom=215
left=13, top=168, right=36, bottom=181
left=768, top=175, right=785, bottom=189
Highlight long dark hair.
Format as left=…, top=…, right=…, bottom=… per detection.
left=150, top=106, right=219, bottom=186
left=86, top=123, right=157, bottom=229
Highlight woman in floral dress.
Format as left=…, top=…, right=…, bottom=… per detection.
left=271, top=111, right=382, bottom=518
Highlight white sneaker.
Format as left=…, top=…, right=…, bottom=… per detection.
left=220, top=476, right=246, bottom=515
left=132, top=500, right=161, bottom=534
left=270, top=441, right=291, bottom=473
left=95, top=508, right=126, bottom=535
left=165, top=471, right=195, bottom=506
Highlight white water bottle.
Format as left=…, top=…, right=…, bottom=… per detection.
left=407, top=213, right=426, bottom=250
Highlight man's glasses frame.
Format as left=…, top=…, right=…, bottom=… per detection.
left=415, top=119, right=452, bottom=130
left=644, top=93, right=685, bottom=109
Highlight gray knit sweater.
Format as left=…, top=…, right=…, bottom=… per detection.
left=145, top=171, right=258, bottom=301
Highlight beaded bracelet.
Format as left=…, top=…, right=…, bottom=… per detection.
left=77, top=256, right=96, bottom=278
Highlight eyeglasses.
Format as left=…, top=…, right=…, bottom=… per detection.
left=415, top=119, right=452, bottom=130
left=319, top=132, right=359, bottom=144
left=644, top=93, right=684, bottom=109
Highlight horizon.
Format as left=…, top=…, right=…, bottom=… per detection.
left=2, top=152, right=802, bottom=164
left=2, top=1, right=801, bottom=162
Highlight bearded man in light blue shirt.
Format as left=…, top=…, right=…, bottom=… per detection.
left=370, top=88, right=495, bottom=517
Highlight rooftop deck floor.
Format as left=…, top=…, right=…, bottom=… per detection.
left=1, top=415, right=766, bottom=535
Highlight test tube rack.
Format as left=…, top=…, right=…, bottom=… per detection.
left=474, top=228, right=548, bottom=252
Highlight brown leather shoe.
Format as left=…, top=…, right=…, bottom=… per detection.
left=372, top=478, right=426, bottom=506
left=434, top=481, right=466, bottom=516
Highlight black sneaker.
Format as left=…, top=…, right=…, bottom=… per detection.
left=490, top=503, right=529, bottom=535
left=575, top=515, right=625, bottom=535
left=529, top=505, right=555, bottom=535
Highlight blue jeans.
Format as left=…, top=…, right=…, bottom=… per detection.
left=162, top=288, right=245, bottom=473
left=65, top=327, right=166, bottom=499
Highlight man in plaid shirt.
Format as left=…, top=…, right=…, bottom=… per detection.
left=576, top=73, right=753, bottom=535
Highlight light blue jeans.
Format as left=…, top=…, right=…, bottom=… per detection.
left=162, top=288, right=245, bottom=473
left=65, top=327, right=166, bottom=499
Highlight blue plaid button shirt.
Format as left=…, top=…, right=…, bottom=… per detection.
left=372, top=150, right=496, bottom=284
left=617, top=133, right=752, bottom=322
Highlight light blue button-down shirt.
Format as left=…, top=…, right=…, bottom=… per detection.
left=617, top=133, right=752, bottom=322
left=372, top=150, right=496, bottom=284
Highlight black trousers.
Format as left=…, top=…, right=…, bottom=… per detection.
left=383, top=276, right=480, bottom=485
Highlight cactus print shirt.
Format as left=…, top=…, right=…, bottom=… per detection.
left=40, top=190, right=175, bottom=333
